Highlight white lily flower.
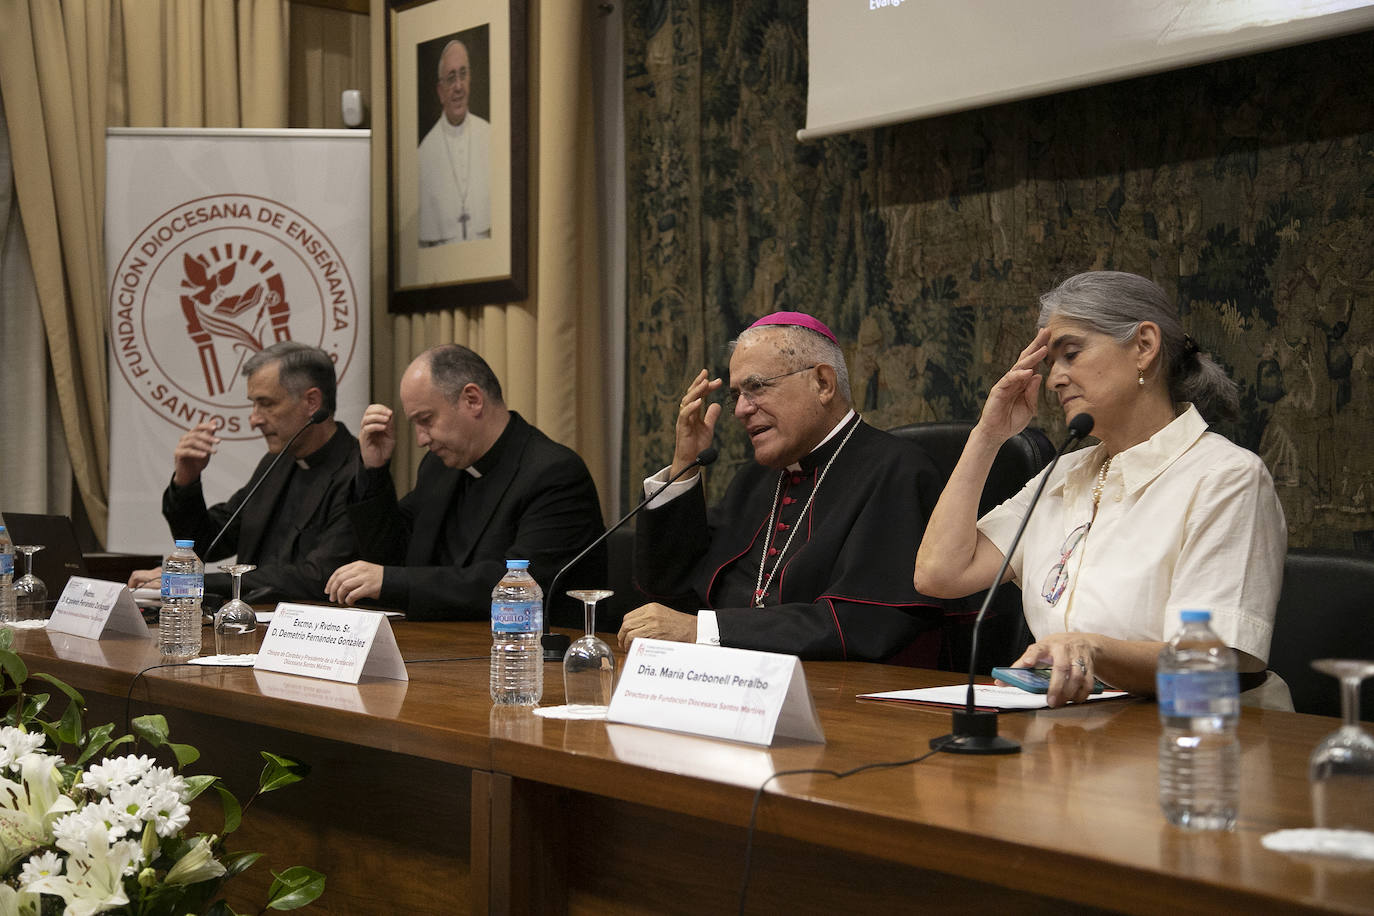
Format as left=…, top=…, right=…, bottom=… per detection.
left=0, top=751, right=78, bottom=871
left=25, top=817, right=140, bottom=916
left=163, top=835, right=226, bottom=886
left=0, top=883, right=37, bottom=916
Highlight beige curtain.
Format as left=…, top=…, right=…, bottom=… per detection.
left=0, top=93, right=73, bottom=516
left=369, top=2, right=611, bottom=514
left=0, top=0, right=289, bottom=543
left=0, top=0, right=114, bottom=537
left=289, top=3, right=369, bottom=129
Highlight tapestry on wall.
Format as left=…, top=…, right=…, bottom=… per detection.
left=623, top=0, right=1373, bottom=551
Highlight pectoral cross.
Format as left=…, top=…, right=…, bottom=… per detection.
left=458, top=209, right=469, bottom=240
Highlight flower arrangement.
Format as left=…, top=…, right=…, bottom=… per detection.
left=0, top=630, right=324, bottom=915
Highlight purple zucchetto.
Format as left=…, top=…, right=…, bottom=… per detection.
left=745, top=311, right=838, bottom=344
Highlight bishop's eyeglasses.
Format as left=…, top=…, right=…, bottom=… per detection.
left=726, top=365, right=816, bottom=412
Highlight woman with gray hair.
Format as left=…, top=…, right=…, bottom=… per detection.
left=914, top=271, right=1289, bottom=709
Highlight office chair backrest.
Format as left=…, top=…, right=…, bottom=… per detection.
left=886, top=421, right=1056, bottom=515
left=1269, top=549, right=1374, bottom=720
left=885, top=421, right=1056, bottom=671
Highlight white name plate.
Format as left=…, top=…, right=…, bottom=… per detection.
left=47, top=578, right=152, bottom=641
left=254, top=604, right=408, bottom=683
left=606, top=639, right=825, bottom=746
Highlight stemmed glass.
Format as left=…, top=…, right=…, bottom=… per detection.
left=14, top=546, right=49, bottom=624
left=1308, top=658, right=1374, bottom=831
left=563, top=589, right=617, bottom=708
left=214, top=564, right=259, bottom=657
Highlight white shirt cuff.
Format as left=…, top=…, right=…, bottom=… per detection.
left=643, top=466, right=702, bottom=509
left=695, top=610, right=720, bottom=646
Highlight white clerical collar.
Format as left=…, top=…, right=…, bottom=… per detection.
left=441, top=115, right=469, bottom=140
left=787, top=409, right=857, bottom=472
left=464, top=465, right=483, bottom=479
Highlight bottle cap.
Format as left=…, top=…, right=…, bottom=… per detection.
left=1180, top=609, right=1211, bottom=623
left=506, top=558, right=530, bottom=569
left=174, top=539, right=195, bottom=548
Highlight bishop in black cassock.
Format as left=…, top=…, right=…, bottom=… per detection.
left=622, top=312, right=943, bottom=662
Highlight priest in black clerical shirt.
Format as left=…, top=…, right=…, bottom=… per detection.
left=325, top=344, right=605, bottom=621
left=619, top=312, right=944, bottom=662
left=129, top=341, right=363, bottom=602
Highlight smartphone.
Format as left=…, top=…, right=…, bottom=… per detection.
left=991, top=666, right=1107, bottom=694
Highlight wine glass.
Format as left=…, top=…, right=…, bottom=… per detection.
left=14, top=546, right=49, bottom=624
left=214, top=564, right=259, bottom=657
left=563, top=589, right=616, bottom=708
left=1308, top=658, right=1374, bottom=831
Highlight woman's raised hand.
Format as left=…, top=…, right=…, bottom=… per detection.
left=976, top=327, right=1049, bottom=443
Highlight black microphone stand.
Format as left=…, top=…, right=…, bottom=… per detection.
left=201, top=408, right=330, bottom=559
left=932, top=414, right=1094, bottom=755
left=541, top=447, right=719, bottom=662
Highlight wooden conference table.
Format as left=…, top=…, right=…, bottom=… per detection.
left=9, top=620, right=1371, bottom=915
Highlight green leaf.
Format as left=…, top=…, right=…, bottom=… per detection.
left=132, top=714, right=170, bottom=747
left=75, top=722, right=118, bottom=766
left=213, top=783, right=243, bottom=835
left=102, top=734, right=135, bottom=754
left=182, top=773, right=218, bottom=801
left=266, top=866, right=326, bottom=910
left=30, top=671, right=85, bottom=710
left=55, top=699, right=83, bottom=746
left=0, top=649, right=28, bottom=686
left=22, top=694, right=46, bottom=721
left=206, top=902, right=239, bottom=916
left=258, top=752, right=310, bottom=793
left=168, top=741, right=201, bottom=768
left=0, top=628, right=14, bottom=651
left=221, top=850, right=262, bottom=878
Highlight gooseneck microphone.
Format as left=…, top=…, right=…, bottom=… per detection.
left=932, top=412, right=1095, bottom=755
left=541, top=446, right=719, bottom=662
left=201, top=408, right=330, bottom=560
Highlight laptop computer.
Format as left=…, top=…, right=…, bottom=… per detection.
left=2, top=512, right=89, bottom=594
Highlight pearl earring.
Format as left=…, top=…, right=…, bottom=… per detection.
left=1138, top=369, right=1145, bottom=386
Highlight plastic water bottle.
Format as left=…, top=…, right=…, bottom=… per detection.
left=1156, top=609, right=1240, bottom=830
left=0, top=526, right=15, bottom=624
left=490, top=559, right=543, bottom=706
left=159, top=539, right=204, bottom=657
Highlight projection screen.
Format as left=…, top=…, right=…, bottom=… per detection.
left=803, top=0, right=1374, bottom=140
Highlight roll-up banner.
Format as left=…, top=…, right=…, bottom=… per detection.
left=105, top=129, right=371, bottom=554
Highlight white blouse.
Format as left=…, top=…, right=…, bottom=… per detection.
left=978, top=405, right=1287, bottom=674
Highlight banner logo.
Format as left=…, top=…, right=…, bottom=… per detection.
left=110, top=194, right=360, bottom=438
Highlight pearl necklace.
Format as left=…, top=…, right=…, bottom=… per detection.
left=1063, top=454, right=1113, bottom=633
left=752, top=417, right=860, bottom=608
left=1092, top=455, right=1112, bottom=510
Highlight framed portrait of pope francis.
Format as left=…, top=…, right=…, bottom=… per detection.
left=386, top=0, right=528, bottom=312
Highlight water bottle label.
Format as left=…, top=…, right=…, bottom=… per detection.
left=161, top=573, right=204, bottom=600
left=491, top=600, right=540, bottom=634
left=0, top=555, right=10, bottom=577
left=1157, top=671, right=1239, bottom=717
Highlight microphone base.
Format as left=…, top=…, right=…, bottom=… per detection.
left=930, top=709, right=1021, bottom=755
left=541, top=632, right=571, bottom=663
